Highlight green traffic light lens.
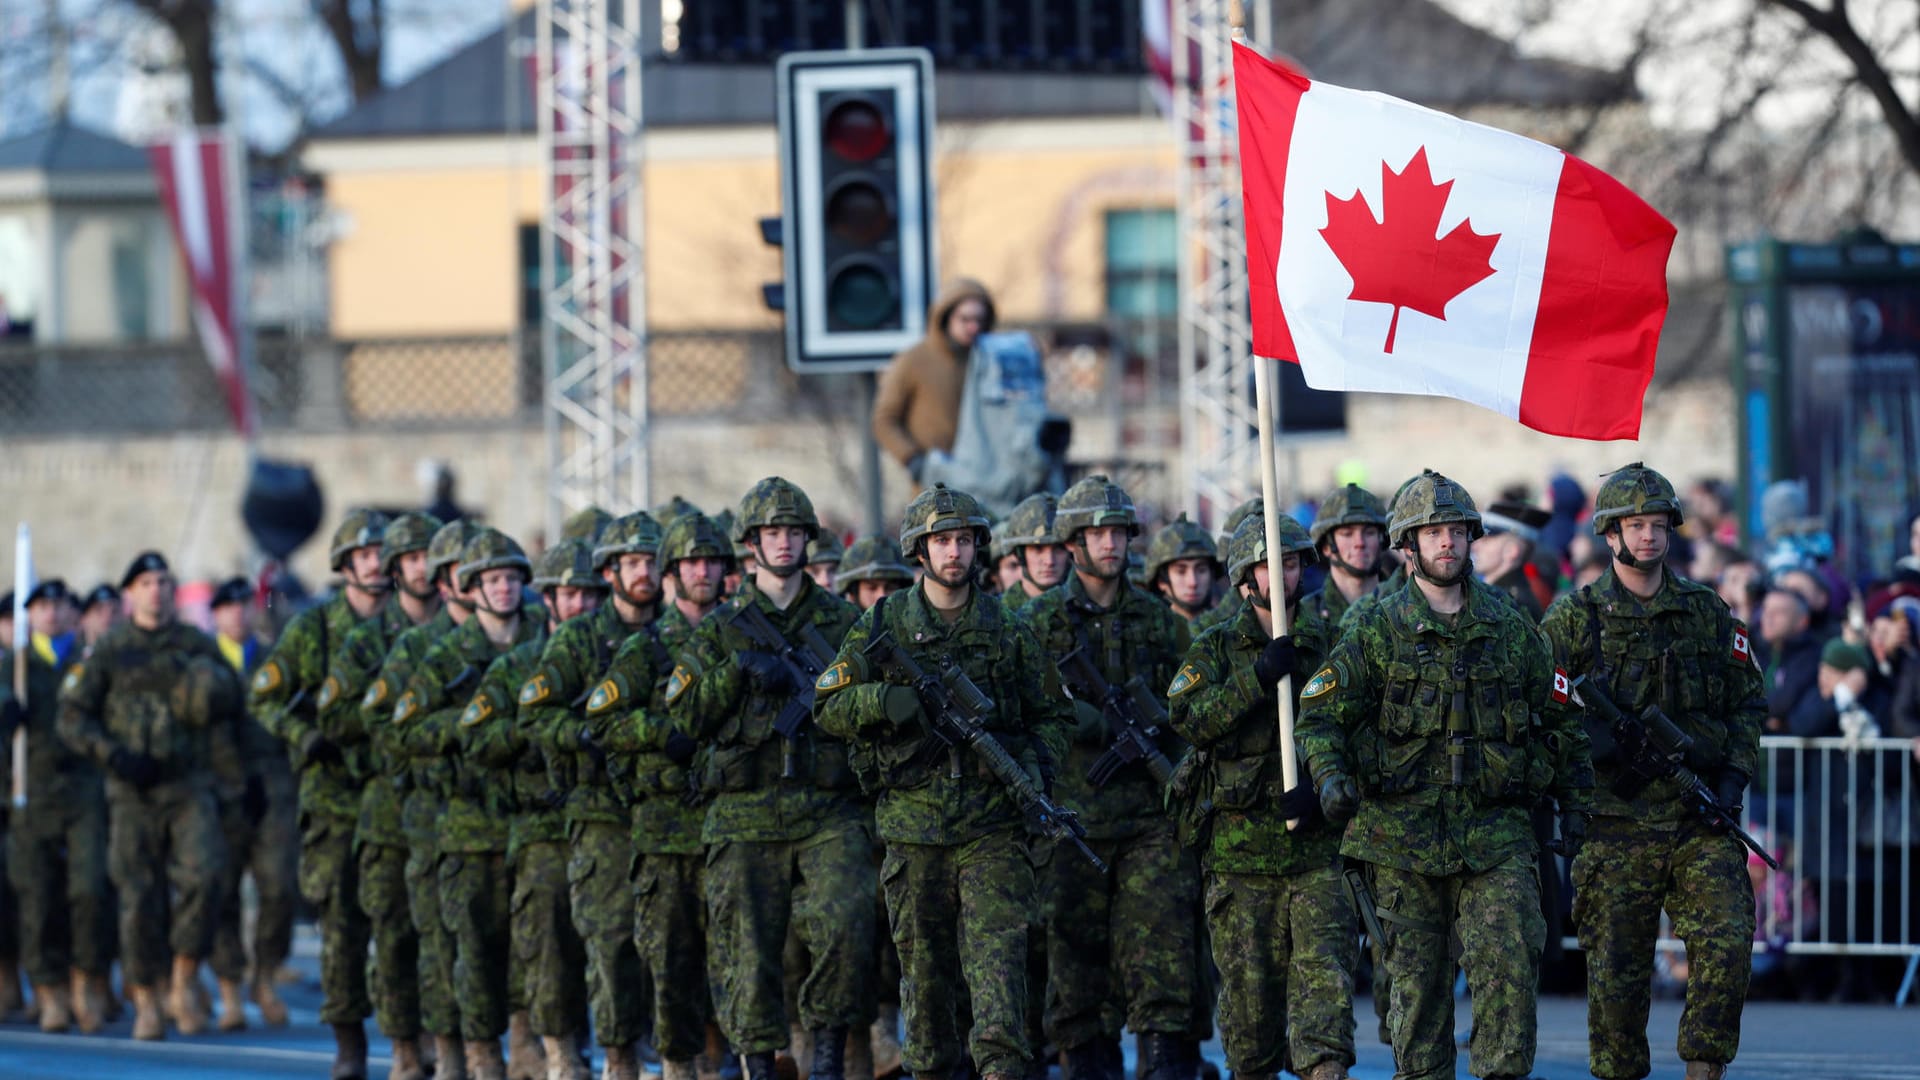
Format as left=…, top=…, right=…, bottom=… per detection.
left=828, top=264, right=897, bottom=329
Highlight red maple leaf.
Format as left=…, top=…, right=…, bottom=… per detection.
left=1319, top=147, right=1501, bottom=354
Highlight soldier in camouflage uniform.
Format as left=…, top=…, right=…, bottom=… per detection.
left=1015, top=475, right=1197, bottom=1080
left=1193, top=499, right=1268, bottom=636
left=522, top=511, right=666, bottom=1080
left=57, top=551, right=245, bottom=1041
left=836, top=536, right=915, bottom=613
left=1168, top=512, right=1354, bottom=1080
left=5, top=579, right=112, bottom=1033
left=1539, top=464, right=1762, bottom=1080
left=1144, top=514, right=1220, bottom=625
left=375, top=519, right=482, bottom=1079
left=807, top=532, right=845, bottom=592
left=466, top=541, right=604, bottom=1080
left=667, top=477, right=871, bottom=1080
left=251, top=509, right=392, bottom=1075
left=997, top=493, right=1070, bottom=614
left=394, top=528, right=547, bottom=1080
left=1295, top=484, right=1388, bottom=652
left=319, top=511, right=444, bottom=1080
left=815, top=482, right=1073, bottom=1080
left=1296, top=472, right=1591, bottom=1080
left=584, top=511, right=733, bottom=1080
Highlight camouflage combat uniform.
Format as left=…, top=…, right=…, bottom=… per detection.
left=1539, top=463, right=1762, bottom=1080
left=1296, top=473, right=1591, bottom=1080
left=815, top=483, right=1073, bottom=1080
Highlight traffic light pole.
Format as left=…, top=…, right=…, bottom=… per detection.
left=843, top=0, right=887, bottom=536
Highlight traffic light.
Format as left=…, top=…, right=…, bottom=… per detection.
left=775, top=48, right=937, bottom=373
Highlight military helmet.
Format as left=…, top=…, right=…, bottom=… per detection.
left=711, top=509, right=747, bottom=561
left=1001, top=493, right=1064, bottom=550
left=660, top=512, right=734, bottom=574
left=172, top=655, right=241, bottom=728
left=988, top=521, right=1011, bottom=563
left=380, top=511, right=445, bottom=575
left=899, top=483, right=992, bottom=551
left=1225, top=510, right=1315, bottom=588
left=807, top=532, right=845, bottom=567
left=1144, top=513, right=1221, bottom=583
left=1387, top=470, right=1484, bottom=548
left=533, top=539, right=605, bottom=592
left=1591, top=461, right=1685, bottom=533
left=1310, top=484, right=1388, bottom=547
left=836, top=535, right=915, bottom=588
left=652, top=495, right=702, bottom=530
left=1385, top=474, right=1424, bottom=517
left=1054, top=475, right=1139, bottom=539
left=735, top=476, right=820, bottom=542
left=560, top=506, right=614, bottom=545
left=329, top=508, right=390, bottom=571
left=1219, top=497, right=1264, bottom=548
left=592, top=511, right=664, bottom=571
left=427, top=520, right=482, bottom=584
left=455, top=528, right=532, bottom=590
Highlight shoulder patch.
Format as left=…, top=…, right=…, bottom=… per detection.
left=252, top=660, right=283, bottom=694
left=1552, top=667, right=1571, bottom=704
left=518, top=673, right=553, bottom=707
left=362, top=678, right=391, bottom=710
left=392, top=690, right=421, bottom=724
left=1301, top=666, right=1338, bottom=699
left=1731, top=627, right=1756, bottom=671
left=316, top=675, right=341, bottom=712
left=586, top=678, right=619, bottom=715
left=1167, top=663, right=1206, bottom=698
left=663, top=664, right=694, bottom=705
left=460, top=694, right=494, bottom=727
left=60, top=662, right=85, bottom=696
left=816, top=660, right=853, bottom=694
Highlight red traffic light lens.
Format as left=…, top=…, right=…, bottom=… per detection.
left=824, top=99, right=890, bottom=162
left=828, top=262, right=897, bottom=329
left=825, top=179, right=893, bottom=246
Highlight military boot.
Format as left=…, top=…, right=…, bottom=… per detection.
left=167, top=955, right=210, bottom=1035
left=390, top=1036, right=429, bottom=1080
left=332, top=1021, right=370, bottom=1080
left=810, top=1027, right=850, bottom=1080
left=467, top=1038, right=508, bottom=1080
left=70, top=969, right=108, bottom=1034
left=34, top=983, right=72, bottom=1033
left=870, top=1005, right=904, bottom=1078
left=507, top=1012, right=546, bottom=1080
left=846, top=1027, right=875, bottom=1080
left=743, top=1050, right=781, bottom=1080
left=1061, top=1039, right=1122, bottom=1080
left=603, top=1043, right=642, bottom=1080
left=129, top=984, right=166, bottom=1040
left=436, top=1034, right=473, bottom=1080
left=1139, top=1034, right=1195, bottom=1080
left=217, top=977, right=248, bottom=1031
left=1683, top=1064, right=1727, bottom=1080
left=252, top=970, right=290, bottom=1026
left=541, top=1034, right=592, bottom=1080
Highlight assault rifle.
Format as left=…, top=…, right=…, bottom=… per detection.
left=728, top=603, right=836, bottom=778
left=864, top=630, right=1106, bottom=872
left=1057, top=646, right=1176, bottom=787
left=1571, top=676, right=1778, bottom=870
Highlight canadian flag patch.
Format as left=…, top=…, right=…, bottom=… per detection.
left=1732, top=628, right=1755, bottom=668
left=1552, top=668, right=1571, bottom=704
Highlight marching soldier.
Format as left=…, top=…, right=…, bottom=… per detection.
left=807, top=533, right=845, bottom=592
left=1144, top=514, right=1222, bottom=625
left=814, top=482, right=1073, bottom=1080
left=1295, top=484, right=1389, bottom=650
left=57, top=551, right=244, bottom=1040
left=1194, top=499, right=1268, bottom=635
left=251, top=509, right=392, bottom=1073
left=1168, top=513, right=1355, bottom=1080
left=668, top=477, right=871, bottom=1080
left=523, top=511, right=665, bottom=1080
left=1296, top=472, right=1591, bottom=1080
left=997, top=493, right=1070, bottom=613
left=320, top=511, right=445, bottom=1078
left=1539, top=464, right=1762, bottom=1080
left=1016, top=475, right=1198, bottom=1080
left=835, top=536, right=915, bottom=612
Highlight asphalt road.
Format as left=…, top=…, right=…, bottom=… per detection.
left=0, top=954, right=1911, bottom=1080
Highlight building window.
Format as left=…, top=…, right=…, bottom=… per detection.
left=1104, top=207, right=1176, bottom=321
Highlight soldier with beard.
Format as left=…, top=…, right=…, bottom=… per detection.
left=522, top=511, right=665, bottom=1080
left=998, top=494, right=1071, bottom=614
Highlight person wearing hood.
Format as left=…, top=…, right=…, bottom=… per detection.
left=872, top=279, right=996, bottom=487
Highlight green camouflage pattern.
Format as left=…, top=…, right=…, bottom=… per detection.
left=1374, top=857, right=1544, bottom=1080
left=634, top=850, right=711, bottom=1060
left=1191, top=588, right=1244, bottom=636
left=1571, top=818, right=1752, bottom=1079
left=595, top=511, right=666, bottom=570
left=379, top=511, right=444, bottom=574
left=211, top=768, right=298, bottom=985
left=1309, top=483, right=1388, bottom=548
left=561, top=506, right=615, bottom=545
left=898, top=484, right=991, bottom=552
left=1143, top=512, right=1219, bottom=584
left=523, top=603, right=649, bottom=829
left=588, top=605, right=703, bottom=856
left=459, top=633, right=558, bottom=861
left=438, top=848, right=515, bottom=1040
left=836, top=535, right=915, bottom=589
left=734, top=476, right=821, bottom=539
left=1291, top=583, right=1354, bottom=665
left=569, top=819, right=647, bottom=1047
left=323, top=600, right=428, bottom=847
left=808, top=531, right=845, bottom=567
left=1053, top=474, right=1139, bottom=539
left=298, top=808, right=373, bottom=1022
left=1225, top=511, right=1313, bottom=589
left=358, top=838, right=420, bottom=1038
left=1590, top=461, right=1684, bottom=533
left=1203, top=868, right=1355, bottom=1076
left=251, top=592, right=379, bottom=821
left=456, top=528, right=532, bottom=589
left=1386, top=470, right=1484, bottom=548
left=1000, top=492, right=1063, bottom=549
left=512, top=837, right=590, bottom=1039
left=329, top=507, right=390, bottom=570
left=108, top=782, right=228, bottom=988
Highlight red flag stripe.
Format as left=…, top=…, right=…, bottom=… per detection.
left=1233, top=46, right=1306, bottom=364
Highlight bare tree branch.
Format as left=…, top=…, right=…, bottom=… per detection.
left=1764, top=0, right=1920, bottom=178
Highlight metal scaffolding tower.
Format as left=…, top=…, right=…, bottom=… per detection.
left=538, top=0, right=650, bottom=531
left=1174, top=0, right=1259, bottom=529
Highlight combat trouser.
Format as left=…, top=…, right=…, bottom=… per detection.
left=635, top=850, right=712, bottom=1060
left=1204, top=866, right=1355, bottom=1077
left=569, top=820, right=647, bottom=1047
left=514, top=838, right=588, bottom=1038
left=299, top=809, right=372, bottom=1023
left=881, top=830, right=1032, bottom=1080
left=107, top=784, right=227, bottom=987
left=212, top=774, right=297, bottom=986
left=359, top=840, right=420, bottom=1039
left=7, top=782, right=112, bottom=986
left=1573, top=816, right=1753, bottom=1080
left=1373, top=855, right=1544, bottom=1080
left=439, top=849, right=514, bottom=1040
left=405, top=793, right=460, bottom=1037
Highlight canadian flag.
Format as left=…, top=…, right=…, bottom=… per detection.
left=1233, top=43, right=1676, bottom=441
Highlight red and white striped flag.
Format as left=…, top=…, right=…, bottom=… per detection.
left=1233, top=43, right=1676, bottom=441
left=150, top=132, right=255, bottom=438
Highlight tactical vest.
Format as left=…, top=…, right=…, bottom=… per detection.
left=702, top=597, right=859, bottom=794
left=1577, top=587, right=1728, bottom=780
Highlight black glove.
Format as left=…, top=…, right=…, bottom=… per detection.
left=241, top=776, right=270, bottom=823
left=1549, top=809, right=1589, bottom=861
left=1318, top=771, right=1361, bottom=823
left=1713, top=770, right=1748, bottom=817
left=303, top=735, right=345, bottom=768
left=664, top=730, right=698, bottom=766
left=1252, top=636, right=1298, bottom=687
left=734, top=651, right=797, bottom=694
left=1276, top=777, right=1326, bottom=826
left=108, top=748, right=162, bottom=789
